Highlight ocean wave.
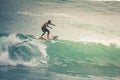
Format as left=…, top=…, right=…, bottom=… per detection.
left=0, top=33, right=119, bottom=65
left=0, top=33, right=120, bottom=76
left=0, top=33, right=48, bottom=67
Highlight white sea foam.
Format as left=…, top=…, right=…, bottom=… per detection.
left=59, top=35, right=120, bottom=47
left=0, top=34, right=20, bottom=66
left=0, top=51, right=16, bottom=66
left=29, top=39, right=47, bottom=58
left=51, top=72, right=120, bottom=80
left=0, top=34, right=48, bottom=67
left=17, top=11, right=75, bottom=18
left=0, top=51, right=39, bottom=67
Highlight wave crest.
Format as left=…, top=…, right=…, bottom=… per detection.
left=0, top=33, right=48, bottom=67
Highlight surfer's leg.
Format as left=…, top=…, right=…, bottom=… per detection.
left=40, top=27, right=46, bottom=38
left=41, top=32, right=45, bottom=37
left=46, top=29, right=50, bottom=38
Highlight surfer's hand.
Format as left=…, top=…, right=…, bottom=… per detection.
left=52, top=24, right=55, bottom=26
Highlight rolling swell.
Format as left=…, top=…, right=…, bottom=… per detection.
left=46, top=40, right=120, bottom=77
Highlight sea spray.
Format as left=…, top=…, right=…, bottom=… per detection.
left=0, top=33, right=48, bottom=67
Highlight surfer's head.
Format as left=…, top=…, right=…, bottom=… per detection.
left=48, top=20, right=51, bottom=24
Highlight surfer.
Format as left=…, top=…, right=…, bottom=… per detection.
left=40, top=20, right=55, bottom=39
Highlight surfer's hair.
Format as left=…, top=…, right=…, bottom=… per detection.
left=48, top=20, right=51, bottom=23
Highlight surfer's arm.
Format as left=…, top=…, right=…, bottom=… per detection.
left=47, top=26, right=53, bottom=29
left=50, top=23, right=56, bottom=26
left=47, top=23, right=55, bottom=29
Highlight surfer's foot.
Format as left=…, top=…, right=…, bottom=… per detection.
left=47, top=37, right=51, bottom=39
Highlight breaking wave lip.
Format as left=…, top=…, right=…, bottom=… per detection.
left=0, top=33, right=48, bottom=67
left=59, top=37, right=120, bottom=48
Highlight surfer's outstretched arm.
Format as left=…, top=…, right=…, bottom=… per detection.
left=50, top=23, right=56, bottom=26
left=47, top=26, right=53, bottom=29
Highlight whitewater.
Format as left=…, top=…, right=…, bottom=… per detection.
left=0, top=0, right=120, bottom=80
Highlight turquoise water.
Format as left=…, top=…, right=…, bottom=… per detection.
left=47, top=41, right=120, bottom=76
left=0, top=33, right=120, bottom=80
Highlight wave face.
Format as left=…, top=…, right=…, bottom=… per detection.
left=47, top=40, right=120, bottom=77
left=0, top=33, right=120, bottom=78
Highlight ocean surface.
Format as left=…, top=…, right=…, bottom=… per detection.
left=0, top=33, right=120, bottom=80
left=0, top=0, right=120, bottom=80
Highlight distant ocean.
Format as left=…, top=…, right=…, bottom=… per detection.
left=0, top=0, right=120, bottom=80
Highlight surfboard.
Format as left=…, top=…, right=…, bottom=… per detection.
left=39, top=37, right=47, bottom=40
left=39, top=36, right=58, bottom=40
left=51, top=36, right=58, bottom=40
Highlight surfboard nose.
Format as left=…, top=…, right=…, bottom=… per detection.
left=52, top=36, right=58, bottom=39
